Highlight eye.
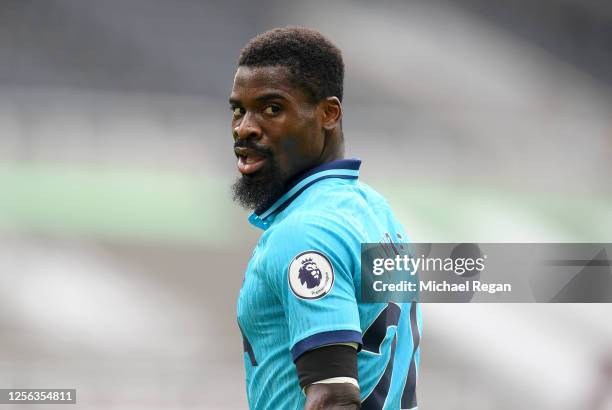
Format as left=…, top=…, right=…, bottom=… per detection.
left=231, top=106, right=245, bottom=117
left=263, top=105, right=281, bottom=115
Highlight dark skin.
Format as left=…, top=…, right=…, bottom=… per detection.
left=229, top=66, right=360, bottom=409
left=229, top=65, right=344, bottom=184
left=304, top=384, right=361, bottom=410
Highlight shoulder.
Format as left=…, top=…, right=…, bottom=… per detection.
left=287, top=179, right=385, bottom=226
left=310, top=179, right=393, bottom=219
left=259, top=210, right=362, bottom=279
left=271, top=209, right=365, bottom=246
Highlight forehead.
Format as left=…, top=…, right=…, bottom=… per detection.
left=230, top=66, right=308, bottom=103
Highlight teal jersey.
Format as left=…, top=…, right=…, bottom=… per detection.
left=237, top=159, right=421, bottom=409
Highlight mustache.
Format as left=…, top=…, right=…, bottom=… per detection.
left=233, top=140, right=273, bottom=157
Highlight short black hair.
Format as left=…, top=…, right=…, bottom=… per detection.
left=237, top=27, right=344, bottom=103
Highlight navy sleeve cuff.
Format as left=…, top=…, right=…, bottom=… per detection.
left=291, top=330, right=363, bottom=362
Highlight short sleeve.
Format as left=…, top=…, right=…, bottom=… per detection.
left=261, top=212, right=364, bottom=362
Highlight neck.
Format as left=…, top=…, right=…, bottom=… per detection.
left=318, top=130, right=345, bottom=164
left=253, top=138, right=346, bottom=215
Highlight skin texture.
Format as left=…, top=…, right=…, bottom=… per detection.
left=229, top=65, right=344, bottom=211
left=230, top=66, right=359, bottom=408
left=304, top=384, right=361, bottom=410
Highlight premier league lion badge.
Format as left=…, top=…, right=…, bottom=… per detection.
left=288, top=251, right=334, bottom=299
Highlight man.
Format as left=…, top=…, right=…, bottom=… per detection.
left=231, top=27, right=421, bottom=410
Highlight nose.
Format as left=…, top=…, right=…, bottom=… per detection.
left=233, top=112, right=262, bottom=141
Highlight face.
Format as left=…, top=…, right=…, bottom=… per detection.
left=229, top=66, right=325, bottom=211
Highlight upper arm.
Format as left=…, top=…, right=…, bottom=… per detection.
left=295, top=344, right=359, bottom=391
left=262, top=213, right=365, bottom=360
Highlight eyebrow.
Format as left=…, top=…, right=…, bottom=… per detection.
left=229, top=92, right=289, bottom=106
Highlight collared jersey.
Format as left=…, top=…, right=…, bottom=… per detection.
left=237, top=159, right=421, bottom=410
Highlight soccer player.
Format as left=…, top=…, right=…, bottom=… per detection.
left=230, top=27, right=421, bottom=410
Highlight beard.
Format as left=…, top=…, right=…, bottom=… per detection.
left=231, top=143, right=288, bottom=213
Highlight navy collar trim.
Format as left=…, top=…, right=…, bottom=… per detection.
left=248, top=158, right=361, bottom=229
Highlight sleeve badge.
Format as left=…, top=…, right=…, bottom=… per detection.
left=288, top=251, right=335, bottom=300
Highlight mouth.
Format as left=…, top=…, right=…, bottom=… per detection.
left=235, top=147, right=268, bottom=175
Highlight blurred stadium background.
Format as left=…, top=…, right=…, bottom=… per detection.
left=1, top=0, right=611, bottom=409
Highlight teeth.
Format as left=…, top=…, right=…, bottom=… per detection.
left=245, top=156, right=260, bottom=165
left=237, top=153, right=263, bottom=166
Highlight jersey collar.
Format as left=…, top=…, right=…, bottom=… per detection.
left=248, top=158, right=361, bottom=230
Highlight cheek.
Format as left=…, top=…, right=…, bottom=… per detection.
left=284, top=118, right=322, bottom=155
left=272, top=136, right=302, bottom=172
left=279, top=137, right=301, bottom=157
left=302, top=118, right=325, bottom=154
left=269, top=113, right=322, bottom=173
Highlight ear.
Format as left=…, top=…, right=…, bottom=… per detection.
left=320, top=97, right=342, bottom=131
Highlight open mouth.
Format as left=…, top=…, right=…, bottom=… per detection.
left=235, top=147, right=268, bottom=175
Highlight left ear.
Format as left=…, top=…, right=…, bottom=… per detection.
left=319, top=97, right=342, bottom=131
